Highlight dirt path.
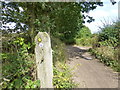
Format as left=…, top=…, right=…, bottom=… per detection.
left=66, top=45, right=118, bottom=88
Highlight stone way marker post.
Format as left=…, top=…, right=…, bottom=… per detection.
left=35, top=32, right=53, bottom=88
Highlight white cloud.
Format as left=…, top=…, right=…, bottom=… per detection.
left=84, top=21, right=103, bottom=33
left=111, top=9, right=117, bottom=14
left=85, top=1, right=118, bottom=33
left=89, top=10, right=109, bottom=18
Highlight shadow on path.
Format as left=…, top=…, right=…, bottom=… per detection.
left=66, top=45, right=118, bottom=88
left=66, top=45, right=92, bottom=60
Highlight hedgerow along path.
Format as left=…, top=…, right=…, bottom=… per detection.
left=66, top=45, right=118, bottom=88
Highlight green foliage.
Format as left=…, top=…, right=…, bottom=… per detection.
left=2, top=37, right=40, bottom=89
left=89, top=48, right=119, bottom=72
left=51, top=37, right=77, bottom=88
left=2, top=2, right=112, bottom=88
left=51, top=36, right=67, bottom=65
left=76, top=26, right=92, bottom=38
left=75, top=26, right=92, bottom=46
left=53, top=62, right=76, bottom=88
left=90, top=19, right=120, bottom=72
left=51, top=36, right=77, bottom=88
left=76, top=37, right=93, bottom=46
left=2, top=2, right=104, bottom=44
left=98, top=20, right=120, bottom=47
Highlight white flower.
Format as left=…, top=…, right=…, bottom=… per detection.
left=39, top=43, right=44, bottom=47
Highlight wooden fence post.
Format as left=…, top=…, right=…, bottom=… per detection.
left=35, top=32, right=53, bottom=88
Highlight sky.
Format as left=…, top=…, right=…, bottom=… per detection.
left=85, top=0, right=119, bottom=33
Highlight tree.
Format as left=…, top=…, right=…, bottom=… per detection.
left=76, top=25, right=92, bottom=38
left=98, top=20, right=120, bottom=47
left=2, top=2, right=104, bottom=43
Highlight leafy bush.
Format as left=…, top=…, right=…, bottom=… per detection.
left=76, top=37, right=93, bottom=46
left=53, top=62, right=76, bottom=88
left=51, top=36, right=67, bottom=65
left=89, top=48, right=119, bottom=71
left=75, top=26, right=92, bottom=46
left=76, top=26, right=92, bottom=38
left=98, top=20, right=119, bottom=47
left=1, top=37, right=40, bottom=88
left=89, top=19, right=120, bottom=72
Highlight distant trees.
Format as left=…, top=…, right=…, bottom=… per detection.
left=76, top=25, right=92, bottom=38
left=75, top=25, right=93, bottom=46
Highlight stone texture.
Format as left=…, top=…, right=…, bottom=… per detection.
left=35, top=32, right=53, bottom=88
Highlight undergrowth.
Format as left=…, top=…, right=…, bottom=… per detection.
left=51, top=36, right=67, bottom=65
left=2, top=36, right=77, bottom=89
left=89, top=48, right=119, bottom=72
left=1, top=37, right=40, bottom=89
left=52, top=37, right=77, bottom=88
left=75, top=37, right=93, bottom=46
left=89, top=19, right=120, bottom=72
left=53, top=62, right=77, bottom=88
left=75, top=25, right=92, bottom=46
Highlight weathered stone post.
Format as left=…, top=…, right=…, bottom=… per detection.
left=35, top=32, right=53, bottom=88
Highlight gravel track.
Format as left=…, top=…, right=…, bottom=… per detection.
left=66, top=45, right=118, bottom=88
